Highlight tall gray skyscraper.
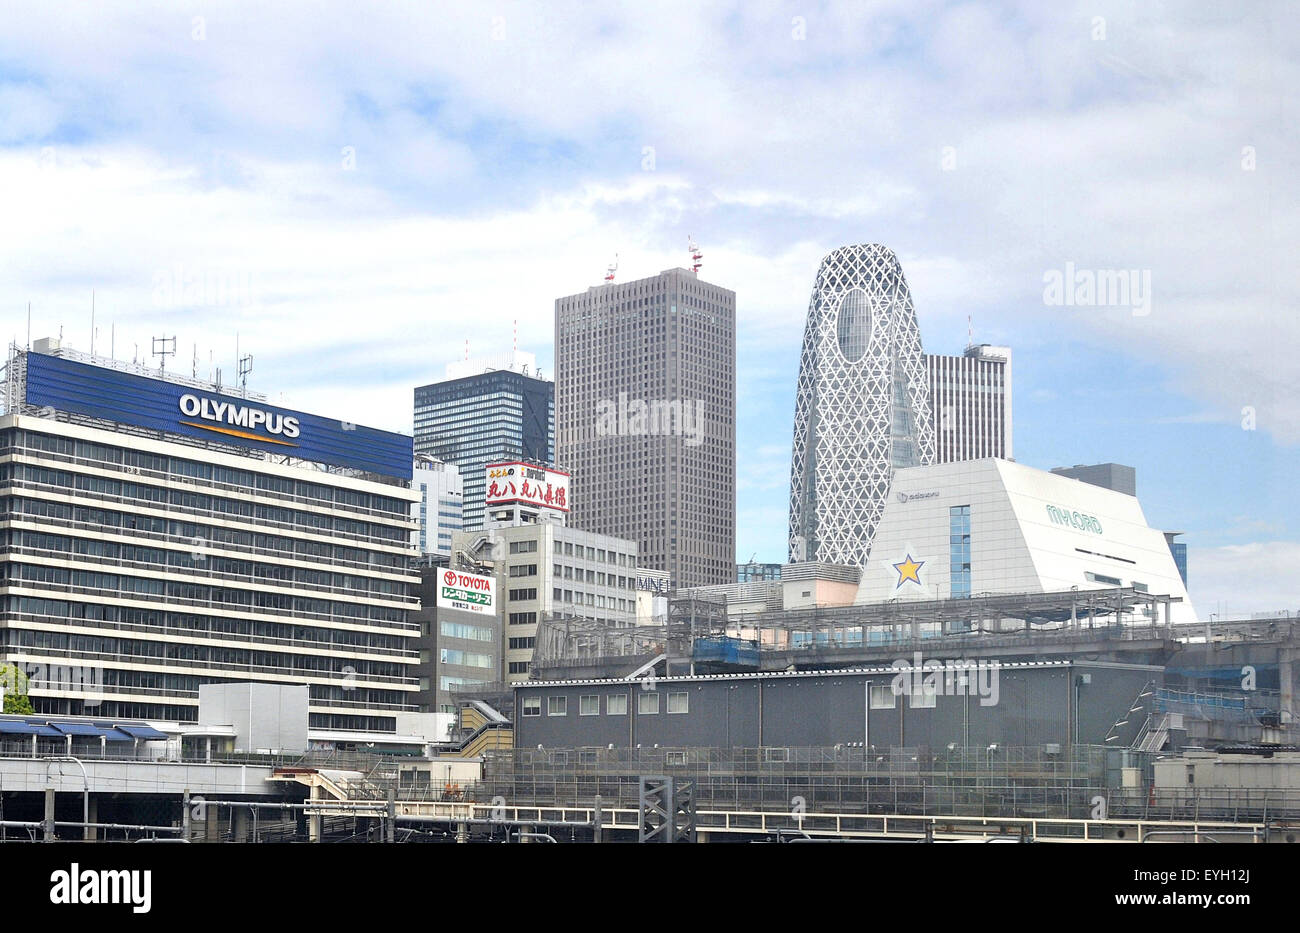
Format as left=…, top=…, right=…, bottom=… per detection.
left=926, top=344, right=1013, bottom=463
left=788, top=244, right=935, bottom=567
left=414, top=351, right=554, bottom=531
left=555, top=267, right=736, bottom=589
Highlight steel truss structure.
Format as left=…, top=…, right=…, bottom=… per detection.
left=788, top=244, right=935, bottom=566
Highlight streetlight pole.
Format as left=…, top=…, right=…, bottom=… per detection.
left=44, top=756, right=88, bottom=837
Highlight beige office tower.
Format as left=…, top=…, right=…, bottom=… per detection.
left=555, top=267, right=736, bottom=589
left=926, top=344, right=1013, bottom=463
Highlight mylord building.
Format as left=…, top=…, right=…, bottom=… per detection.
left=856, top=458, right=1195, bottom=622
left=0, top=343, right=420, bottom=732
left=555, top=268, right=736, bottom=589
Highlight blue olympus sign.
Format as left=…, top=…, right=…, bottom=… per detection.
left=25, top=352, right=413, bottom=479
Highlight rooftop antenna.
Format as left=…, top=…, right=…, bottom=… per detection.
left=151, top=335, right=176, bottom=372
left=90, top=290, right=95, bottom=356
left=513, top=319, right=517, bottom=354
left=26, top=302, right=30, bottom=350
left=967, top=315, right=973, bottom=349
left=689, top=236, right=702, bottom=275
left=192, top=343, right=198, bottom=378
left=604, top=253, right=618, bottom=284
left=238, top=353, right=253, bottom=394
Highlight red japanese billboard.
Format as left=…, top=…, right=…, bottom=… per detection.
left=485, top=461, right=570, bottom=512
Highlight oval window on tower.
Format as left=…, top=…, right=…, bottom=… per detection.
left=836, top=287, right=871, bottom=362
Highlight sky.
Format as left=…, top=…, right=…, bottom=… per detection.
left=0, top=1, right=1296, bottom=617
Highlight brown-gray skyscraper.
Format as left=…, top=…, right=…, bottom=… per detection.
left=555, top=267, right=735, bottom=589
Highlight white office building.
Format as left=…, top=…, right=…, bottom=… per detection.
left=0, top=344, right=421, bottom=732
left=856, top=458, right=1196, bottom=623
left=926, top=344, right=1012, bottom=463
left=412, top=456, right=463, bottom=557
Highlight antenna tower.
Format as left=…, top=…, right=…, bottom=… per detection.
left=151, top=335, right=177, bottom=372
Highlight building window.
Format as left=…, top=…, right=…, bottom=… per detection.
left=522, top=697, right=541, bottom=717
left=607, top=694, right=628, bottom=716
left=508, top=588, right=537, bottom=601
left=665, top=751, right=687, bottom=766
left=508, top=637, right=535, bottom=650
left=579, top=695, right=599, bottom=716
left=950, top=504, right=971, bottom=599
left=638, top=692, right=659, bottom=715
left=1086, top=571, right=1123, bottom=587
left=547, top=696, right=567, bottom=716
left=508, top=661, right=530, bottom=675
left=909, top=687, right=937, bottom=709
left=869, top=684, right=896, bottom=709
left=667, top=692, right=689, bottom=714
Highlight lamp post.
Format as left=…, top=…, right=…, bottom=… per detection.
left=44, top=756, right=88, bottom=837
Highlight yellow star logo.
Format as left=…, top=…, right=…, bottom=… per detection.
left=893, top=554, right=924, bottom=589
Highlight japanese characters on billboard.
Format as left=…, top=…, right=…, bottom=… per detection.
left=436, top=569, right=495, bottom=615
left=485, top=461, right=570, bottom=512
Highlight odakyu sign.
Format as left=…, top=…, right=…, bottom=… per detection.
left=24, top=351, right=412, bottom=478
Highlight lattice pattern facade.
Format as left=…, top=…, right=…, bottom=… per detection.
left=788, top=244, right=935, bottom=566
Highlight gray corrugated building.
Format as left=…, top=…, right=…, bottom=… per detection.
left=514, top=660, right=1158, bottom=749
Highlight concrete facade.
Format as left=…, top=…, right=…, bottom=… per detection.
left=454, top=523, right=638, bottom=683
left=197, top=683, right=309, bottom=754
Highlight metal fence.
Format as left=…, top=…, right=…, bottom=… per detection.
left=457, top=745, right=1114, bottom=819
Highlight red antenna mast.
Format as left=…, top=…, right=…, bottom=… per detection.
left=689, top=236, right=702, bottom=275
left=604, top=253, right=618, bottom=283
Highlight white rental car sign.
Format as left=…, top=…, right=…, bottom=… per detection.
left=436, top=569, right=495, bottom=615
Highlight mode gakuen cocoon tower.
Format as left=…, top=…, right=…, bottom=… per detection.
left=788, top=244, right=936, bottom=567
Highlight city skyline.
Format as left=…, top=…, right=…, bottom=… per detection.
left=0, top=4, right=1295, bottom=616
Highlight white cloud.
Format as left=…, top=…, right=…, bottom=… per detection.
left=1190, top=541, right=1300, bottom=618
